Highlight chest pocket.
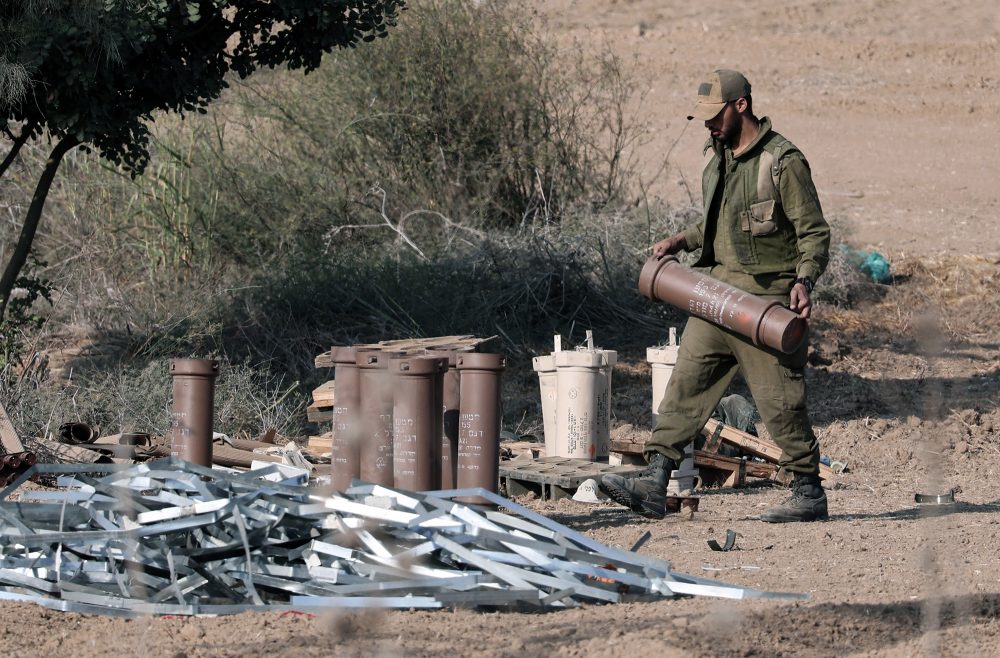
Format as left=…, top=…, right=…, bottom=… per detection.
left=747, top=148, right=780, bottom=236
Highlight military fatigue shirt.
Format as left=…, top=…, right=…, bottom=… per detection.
left=681, top=117, right=830, bottom=297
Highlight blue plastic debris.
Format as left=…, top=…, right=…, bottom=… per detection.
left=838, top=245, right=892, bottom=284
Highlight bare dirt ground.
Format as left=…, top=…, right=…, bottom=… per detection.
left=4, top=2, right=1000, bottom=657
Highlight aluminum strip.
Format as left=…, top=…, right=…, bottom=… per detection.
left=323, top=497, right=417, bottom=525
left=435, top=487, right=674, bottom=573
left=290, top=595, right=442, bottom=609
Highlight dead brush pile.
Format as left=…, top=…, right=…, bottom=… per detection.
left=810, top=254, right=1000, bottom=473
left=818, top=254, right=1000, bottom=346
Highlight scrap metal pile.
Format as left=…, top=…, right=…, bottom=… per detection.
left=0, top=458, right=803, bottom=616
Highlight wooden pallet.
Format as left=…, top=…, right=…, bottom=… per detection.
left=315, top=335, right=498, bottom=368
left=499, top=457, right=644, bottom=501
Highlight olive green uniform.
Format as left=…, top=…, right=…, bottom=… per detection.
left=645, top=117, right=830, bottom=474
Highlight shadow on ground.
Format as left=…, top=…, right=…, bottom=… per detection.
left=665, top=593, right=1000, bottom=658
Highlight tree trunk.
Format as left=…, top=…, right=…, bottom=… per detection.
left=0, top=134, right=79, bottom=322
left=0, top=120, right=36, bottom=180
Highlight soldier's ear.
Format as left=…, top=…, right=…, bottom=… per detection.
left=733, top=97, right=749, bottom=114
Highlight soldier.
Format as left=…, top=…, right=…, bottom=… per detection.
left=600, top=69, right=831, bottom=522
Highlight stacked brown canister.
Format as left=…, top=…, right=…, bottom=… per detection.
left=330, top=346, right=506, bottom=496
left=169, top=358, right=220, bottom=466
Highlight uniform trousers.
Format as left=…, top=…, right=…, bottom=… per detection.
left=645, top=315, right=820, bottom=474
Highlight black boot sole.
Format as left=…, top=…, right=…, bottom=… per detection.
left=760, top=510, right=829, bottom=523
left=597, top=480, right=666, bottom=520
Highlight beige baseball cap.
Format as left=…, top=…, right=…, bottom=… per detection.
left=687, top=69, right=752, bottom=121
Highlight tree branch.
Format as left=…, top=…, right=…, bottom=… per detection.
left=0, top=119, right=36, bottom=180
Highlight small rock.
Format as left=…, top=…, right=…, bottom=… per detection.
left=956, top=441, right=969, bottom=454
left=572, top=478, right=606, bottom=503
left=960, top=409, right=979, bottom=425
left=179, top=625, right=205, bottom=641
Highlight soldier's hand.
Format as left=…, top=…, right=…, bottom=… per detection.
left=652, top=233, right=688, bottom=259
left=790, top=283, right=813, bottom=319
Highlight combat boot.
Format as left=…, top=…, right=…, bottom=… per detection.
left=598, top=452, right=677, bottom=520
left=760, top=473, right=828, bottom=523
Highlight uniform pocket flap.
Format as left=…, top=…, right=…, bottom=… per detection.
left=749, top=199, right=778, bottom=236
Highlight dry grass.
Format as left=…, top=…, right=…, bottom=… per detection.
left=818, top=254, right=1000, bottom=345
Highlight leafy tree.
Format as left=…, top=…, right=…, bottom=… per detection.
left=0, top=0, right=404, bottom=321
left=2, top=2, right=103, bottom=106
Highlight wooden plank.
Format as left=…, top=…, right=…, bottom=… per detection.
left=0, top=404, right=24, bottom=454
left=701, top=419, right=834, bottom=480
left=307, top=433, right=332, bottom=452
left=744, top=461, right=782, bottom=480
left=500, top=441, right=545, bottom=460
left=307, top=405, right=333, bottom=424
left=693, top=449, right=743, bottom=471
left=695, top=449, right=791, bottom=485
left=33, top=436, right=108, bottom=464
left=702, top=418, right=781, bottom=461
left=315, top=351, right=334, bottom=368
left=693, top=450, right=745, bottom=487
left=372, top=335, right=476, bottom=351
left=723, top=462, right=745, bottom=488
left=609, top=440, right=644, bottom=456
left=0, top=408, right=22, bottom=452
left=312, top=380, right=336, bottom=406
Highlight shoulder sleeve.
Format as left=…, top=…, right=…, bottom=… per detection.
left=682, top=222, right=705, bottom=250
left=779, top=152, right=831, bottom=282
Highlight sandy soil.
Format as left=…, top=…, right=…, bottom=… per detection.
left=4, top=2, right=1000, bottom=656
left=543, top=0, right=1000, bottom=259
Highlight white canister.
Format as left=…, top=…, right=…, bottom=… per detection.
left=531, top=354, right=557, bottom=456
left=553, top=349, right=605, bottom=460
